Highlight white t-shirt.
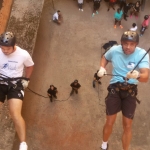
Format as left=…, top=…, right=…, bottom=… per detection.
left=130, top=26, right=138, bottom=31
left=78, top=0, right=83, bottom=3
left=0, top=46, right=34, bottom=78
left=53, top=12, right=59, bottom=20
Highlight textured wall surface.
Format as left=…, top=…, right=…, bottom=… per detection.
left=0, top=0, right=13, bottom=34
left=7, top=0, right=45, bottom=55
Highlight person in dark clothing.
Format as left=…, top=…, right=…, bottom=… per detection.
left=108, top=0, right=116, bottom=11
left=123, top=3, right=133, bottom=21
left=92, top=0, right=102, bottom=17
left=47, top=85, right=57, bottom=102
left=119, top=0, right=126, bottom=10
left=93, top=70, right=102, bottom=88
left=70, top=80, right=81, bottom=95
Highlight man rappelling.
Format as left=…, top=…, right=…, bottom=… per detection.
left=98, top=31, right=149, bottom=150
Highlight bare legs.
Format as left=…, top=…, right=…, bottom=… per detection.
left=8, top=99, right=26, bottom=142
left=102, top=114, right=133, bottom=150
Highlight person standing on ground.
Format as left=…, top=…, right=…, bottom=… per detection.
left=114, top=8, right=123, bottom=29
left=70, top=80, right=81, bottom=95
left=93, top=70, right=102, bottom=88
left=92, top=0, right=102, bottom=17
left=53, top=10, right=63, bottom=25
left=0, top=32, right=34, bottom=150
left=119, top=0, right=126, bottom=10
left=97, top=31, right=149, bottom=150
left=78, top=0, right=84, bottom=11
left=130, top=23, right=137, bottom=31
left=130, top=1, right=140, bottom=19
left=47, top=85, right=57, bottom=102
left=123, top=2, right=133, bottom=21
left=107, top=0, right=116, bottom=11
left=140, top=15, right=150, bottom=37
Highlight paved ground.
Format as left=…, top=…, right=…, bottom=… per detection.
left=13, top=0, right=150, bottom=150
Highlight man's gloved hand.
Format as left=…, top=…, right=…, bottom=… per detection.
left=21, top=79, right=30, bottom=89
left=97, top=67, right=107, bottom=77
left=126, top=70, right=139, bottom=79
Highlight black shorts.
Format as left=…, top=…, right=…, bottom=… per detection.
left=105, top=84, right=137, bottom=119
left=0, top=83, right=24, bottom=103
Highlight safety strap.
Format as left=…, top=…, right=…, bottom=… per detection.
left=0, top=75, right=29, bottom=90
left=108, top=84, right=140, bottom=104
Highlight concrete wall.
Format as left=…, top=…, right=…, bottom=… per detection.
left=0, top=0, right=45, bottom=150
left=0, top=0, right=13, bottom=34
left=7, top=0, right=45, bottom=55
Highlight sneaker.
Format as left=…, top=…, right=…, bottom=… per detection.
left=79, top=8, right=81, bottom=11
left=19, top=142, right=28, bottom=150
left=120, top=25, right=123, bottom=29
left=81, top=9, right=83, bottom=11
left=101, top=144, right=109, bottom=150
left=96, top=11, right=98, bottom=14
left=101, top=147, right=108, bottom=150
left=92, top=13, right=95, bottom=17
left=114, top=25, right=116, bottom=29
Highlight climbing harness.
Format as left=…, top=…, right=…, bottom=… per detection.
left=0, top=73, right=29, bottom=90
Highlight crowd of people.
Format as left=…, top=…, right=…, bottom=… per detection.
left=53, top=0, right=150, bottom=37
